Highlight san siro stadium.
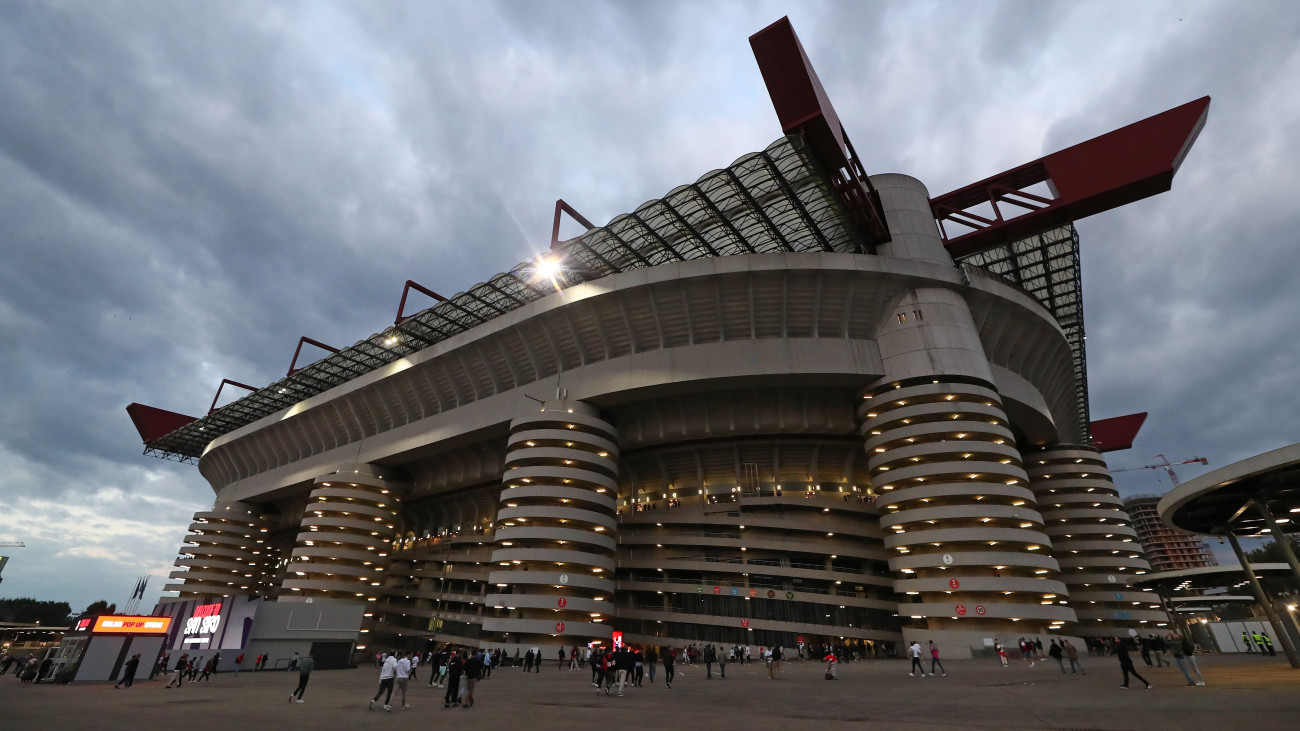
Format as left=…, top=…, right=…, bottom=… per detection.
left=129, top=18, right=1210, bottom=658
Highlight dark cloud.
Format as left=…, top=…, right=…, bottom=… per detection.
left=1, top=0, right=1295, bottom=609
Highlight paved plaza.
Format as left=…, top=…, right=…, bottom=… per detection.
left=2, top=653, right=1297, bottom=730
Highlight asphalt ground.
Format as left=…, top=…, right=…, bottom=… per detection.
left=2, top=652, right=1298, bottom=730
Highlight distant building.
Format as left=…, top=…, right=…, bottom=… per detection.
left=1124, top=495, right=1218, bottom=572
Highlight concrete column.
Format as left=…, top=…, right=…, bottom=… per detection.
left=279, top=464, right=410, bottom=602
left=1224, top=529, right=1300, bottom=669
left=1025, top=444, right=1159, bottom=636
left=1251, top=497, right=1300, bottom=595
left=483, top=399, right=619, bottom=649
left=164, top=500, right=271, bottom=598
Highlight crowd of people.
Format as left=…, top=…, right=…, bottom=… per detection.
left=0, top=651, right=51, bottom=683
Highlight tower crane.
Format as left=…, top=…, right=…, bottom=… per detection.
left=1111, top=455, right=1208, bottom=486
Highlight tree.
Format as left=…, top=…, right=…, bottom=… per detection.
left=0, top=597, right=73, bottom=626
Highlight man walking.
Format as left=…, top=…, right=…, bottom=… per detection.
left=114, top=654, right=141, bottom=688
left=1063, top=640, right=1085, bottom=675
left=704, top=644, right=716, bottom=679
left=1049, top=639, right=1066, bottom=674
left=908, top=641, right=928, bottom=677
left=663, top=646, right=675, bottom=688
left=443, top=651, right=465, bottom=708
left=928, top=641, right=948, bottom=677
left=289, top=653, right=313, bottom=703
left=394, top=651, right=411, bottom=710
left=369, top=651, right=398, bottom=711
left=718, top=644, right=727, bottom=679
left=164, top=652, right=188, bottom=688
left=1114, top=637, right=1152, bottom=690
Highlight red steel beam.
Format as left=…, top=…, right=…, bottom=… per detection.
left=932, top=97, right=1211, bottom=258
left=394, top=280, right=447, bottom=325
left=125, top=403, right=198, bottom=444
left=750, top=17, right=890, bottom=244
left=1089, top=412, right=1148, bottom=453
left=550, top=199, right=596, bottom=250
left=287, top=336, right=340, bottom=376
left=208, top=378, right=258, bottom=414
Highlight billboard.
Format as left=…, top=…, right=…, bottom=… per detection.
left=91, top=615, right=173, bottom=634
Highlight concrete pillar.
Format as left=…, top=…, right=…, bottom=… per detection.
left=1024, top=444, right=1159, bottom=636
left=164, top=500, right=271, bottom=598
left=483, top=400, right=619, bottom=649
left=279, top=464, right=410, bottom=602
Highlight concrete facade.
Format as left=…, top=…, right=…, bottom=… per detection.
left=162, top=144, right=1158, bottom=656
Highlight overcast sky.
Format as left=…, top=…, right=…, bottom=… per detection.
left=2, top=0, right=1297, bottom=615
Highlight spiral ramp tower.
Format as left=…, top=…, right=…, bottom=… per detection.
left=483, top=401, right=620, bottom=648
left=1025, top=445, right=1160, bottom=635
left=280, top=464, right=410, bottom=602
left=165, top=501, right=272, bottom=598
left=862, top=377, right=1075, bottom=633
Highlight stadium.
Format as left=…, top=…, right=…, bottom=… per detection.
left=128, top=18, right=1210, bottom=658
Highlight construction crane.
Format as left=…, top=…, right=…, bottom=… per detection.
left=1111, top=455, right=1208, bottom=486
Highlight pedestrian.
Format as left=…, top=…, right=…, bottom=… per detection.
left=289, top=653, right=313, bottom=703
left=771, top=645, right=783, bottom=678
left=369, top=650, right=398, bottom=711
left=928, top=641, right=947, bottom=677
left=443, top=651, right=465, bottom=707
left=429, top=648, right=444, bottom=687
left=463, top=650, right=483, bottom=708
left=1063, top=640, right=1085, bottom=675
left=288, top=652, right=300, bottom=671
left=198, top=657, right=214, bottom=683
left=1260, top=631, right=1276, bottom=657
left=995, top=640, right=1008, bottom=668
left=824, top=649, right=838, bottom=679
left=394, top=651, right=411, bottom=710
left=646, top=646, right=658, bottom=683
left=1114, top=637, right=1152, bottom=690
left=409, top=650, right=419, bottom=681
left=717, top=644, right=727, bottom=679
left=1049, top=640, right=1065, bottom=674
left=114, top=654, right=141, bottom=688
left=1170, top=636, right=1201, bottom=686
left=1241, top=631, right=1254, bottom=653
left=909, top=641, right=928, bottom=677
left=663, top=646, right=675, bottom=688
left=1139, top=635, right=1153, bottom=667
left=165, top=653, right=188, bottom=688
left=704, top=643, right=716, bottom=679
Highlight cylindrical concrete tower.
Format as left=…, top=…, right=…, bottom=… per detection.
left=165, top=500, right=271, bottom=598
left=1025, top=445, right=1159, bottom=634
left=483, top=400, right=619, bottom=649
left=862, top=174, right=1074, bottom=635
left=280, top=464, right=409, bottom=602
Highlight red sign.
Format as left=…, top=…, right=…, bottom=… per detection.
left=92, top=615, right=173, bottom=635
left=612, top=631, right=623, bottom=649
left=955, top=605, right=967, bottom=616
left=767, top=590, right=775, bottom=598
left=555, top=622, right=565, bottom=633
left=796, top=635, right=804, bottom=643
left=741, top=618, right=750, bottom=628
left=948, top=578, right=960, bottom=589
left=713, top=585, right=721, bottom=595
left=557, top=597, right=567, bottom=608
left=975, top=605, right=986, bottom=615
left=749, top=588, right=757, bottom=598
left=76, top=618, right=91, bottom=631
left=193, top=602, right=222, bottom=618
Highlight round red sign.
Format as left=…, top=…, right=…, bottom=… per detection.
left=749, top=588, right=757, bottom=597
left=741, top=618, right=750, bottom=628
left=975, top=605, right=986, bottom=615
left=555, top=622, right=565, bottom=633
left=767, top=590, right=775, bottom=598
left=948, top=578, right=960, bottom=590
left=557, top=597, right=567, bottom=608
left=713, top=585, right=721, bottom=595
left=955, top=604, right=967, bottom=616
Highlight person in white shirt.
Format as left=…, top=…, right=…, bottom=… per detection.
left=394, top=651, right=412, bottom=710
left=370, top=652, right=399, bottom=711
